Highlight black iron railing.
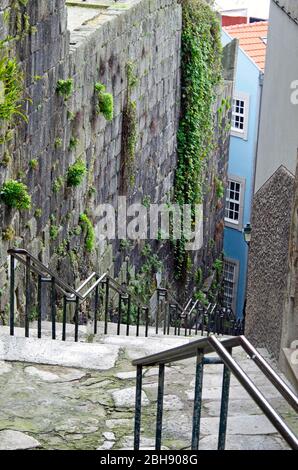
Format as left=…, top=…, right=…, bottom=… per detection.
left=8, top=248, right=151, bottom=342
left=7, top=249, right=243, bottom=342
left=156, top=287, right=244, bottom=338
left=132, top=335, right=298, bottom=451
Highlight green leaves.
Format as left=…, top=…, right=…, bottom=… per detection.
left=0, top=180, right=31, bottom=210
left=67, top=158, right=87, bottom=187
left=174, top=0, right=223, bottom=277
left=56, top=79, right=74, bottom=101
left=95, top=82, right=114, bottom=121
left=79, top=213, right=95, bottom=253
left=0, top=55, right=26, bottom=123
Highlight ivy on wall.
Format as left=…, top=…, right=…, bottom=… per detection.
left=120, top=62, right=138, bottom=194
left=174, top=0, right=223, bottom=279
left=0, top=1, right=36, bottom=128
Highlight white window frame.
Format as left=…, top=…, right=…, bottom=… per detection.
left=231, top=91, right=250, bottom=140
left=223, top=258, right=239, bottom=314
left=225, top=175, right=246, bottom=231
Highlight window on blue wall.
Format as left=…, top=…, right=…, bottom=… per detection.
left=231, top=92, right=249, bottom=140
left=223, top=260, right=238, bottom=313
left=225, top=180, right=241, bottom=224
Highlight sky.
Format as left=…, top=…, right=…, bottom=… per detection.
left=214, top=0, right=271, bottom=19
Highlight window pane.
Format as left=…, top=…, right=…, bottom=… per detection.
left=225, top=179, right=242, bottom=224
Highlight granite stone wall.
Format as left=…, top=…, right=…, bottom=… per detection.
left=245, top=166, right=295, bottom=359
left=0, top=0, right=233, bottom=322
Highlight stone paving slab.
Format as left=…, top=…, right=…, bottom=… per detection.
left=0, top=334, right=120, bottom=371
left=0, top=430, right=41, bottom=450
left=0, top=332, right=296, bottom=450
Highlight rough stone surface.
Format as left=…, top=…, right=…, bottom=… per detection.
left=0, top=0, right=234, bottom=323
left=280, top=158, right=298, bottom=391
left=0, top=361, right=12, bottom=375
left=0, top=334, right=295, bottom=450
left=0, top=430, right=41, bottom=450
left=0, top=333, right=119, bottom=370
left=111, top=386, right=149, bottom=408
left=116, top=371, right=136, bottom=380
left=246, top=166, right=295, bottom=360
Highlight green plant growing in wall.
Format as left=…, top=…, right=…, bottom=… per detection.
left=2, top=225, right=15, bottom=241
left=195, top=267, right=203, bottom=287
left=0, top=129, right=14, bottom=145
left=0, top=180, right=31, bottom=210
left=67, top=158, right=87, bottom=187
left=50, top=224, right=59, bottom=240
left=213, top=258, right=223, bottom=276
left=0, top=55, right=26, bottom=124
left=95, top=83, right=114, bottom=121
left=54, top=137, right=63, bottom=149
left=29, top=159, right=38, bottom=170
left=120, top=62, right=138, bottom=193
left=34, top=208, right=42, bottom=218
left=142, top=195, right=151, bottom=209
left=53, top=176, right=64, bottom=194
left=174, top=0, right=223, bottom=279
left=67, top=110, right=75, bottom=121
left=56, top=79, right=73, bottom=101
left=215, top=176, right=224, bottom=199
left=195, top=289, right=208, bottom=306
left=68, top=136, right=79, bottom=152
left=79, top=213, right=95, bottom=253
left=1, top=151, right=11, bottom=167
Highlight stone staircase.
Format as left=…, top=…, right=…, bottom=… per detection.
left=0, top=324, right=297, bottom=450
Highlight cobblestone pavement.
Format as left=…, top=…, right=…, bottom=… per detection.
left=0, top=334, right=297, bottom=450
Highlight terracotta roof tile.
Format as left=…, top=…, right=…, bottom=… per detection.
left=224, top=21, right=269, bottom=71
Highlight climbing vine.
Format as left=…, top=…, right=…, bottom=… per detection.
left=174, top=0, right=223, bottom=278
left=120, top=62, right=138, bottom=193
left=0, top=1, right=35, bottom=134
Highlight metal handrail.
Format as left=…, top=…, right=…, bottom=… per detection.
left=8, top=248, right=151, bottom=341
left=8, top=248, right=83, bottom=299
left=132, top=334, right=298, bottom=450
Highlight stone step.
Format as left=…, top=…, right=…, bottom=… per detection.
left=1, top=321, right=202, bottom=342
left=0, top=326, right=193, bottom=371
left=282, top=348, right=298, bottom=393
left=0, top=329, right=296, bottom=450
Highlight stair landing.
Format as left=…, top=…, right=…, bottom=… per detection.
left=0, top=328, right=296, bottom=450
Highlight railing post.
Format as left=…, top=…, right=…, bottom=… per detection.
left=117, top=294, right=122, bottom=336
left=155, top=363, right=165, bottom=450
left=51, top=277, right=56, bottom=340
left=74, top=296, right=79, bottom=342
left=9, top=255, right=15, bottom=336
left=174, top=306, right=178, bottom=336
left=62, top=295, right=67, bottom=341
left=156, top=289, right=160, bottom=335
left=25, top=255, right=31, bottom=338
left=189, top=310, right=193, bottom=336
left=94, top=281, right=99, bottom=335
left=37, top=275, right=42, bottom=339
left=134, top=365, right=143, bottom=450
left=104, top=278, right=109, bottom=335
left=191, top=350, right=204, bottom=450
left=218, top=349, right=232, bottom=450
left=163, top=301, right=167, bottom=336
left=126, top=294, right=131, bottom=336
left=167, top=304, right=171, bottom=335
left=136, top=305, right=140, bottom=337
left=145, top=307, right=149, bottom=337
left=185, top=313, right=188, bottom=337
